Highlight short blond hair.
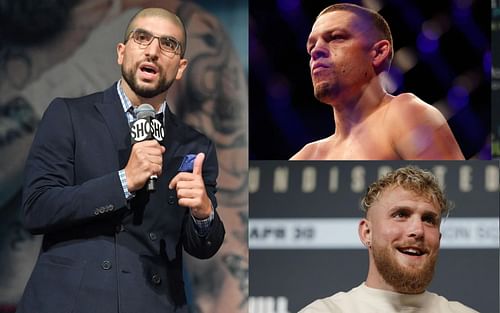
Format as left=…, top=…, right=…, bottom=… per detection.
left=361, top=166, right=452, bottom=217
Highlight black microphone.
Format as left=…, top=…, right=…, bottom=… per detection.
left=130, top=103, right=165, bottom=192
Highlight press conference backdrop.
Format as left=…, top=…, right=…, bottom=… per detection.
left=249, top=161, right=499, bottom=313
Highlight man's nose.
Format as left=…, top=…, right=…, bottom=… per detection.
left=310, top=39, right=329, bottom=61
left=144, top=37, right=161, bottom=59
left=407, top=217, right=425, bottom=239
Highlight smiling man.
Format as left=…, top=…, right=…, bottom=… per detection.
left=299, top=166, right=478, bottom=313
left=18, top=8, right=224, bottom=313
left=290, top=3, right=464, bottom=160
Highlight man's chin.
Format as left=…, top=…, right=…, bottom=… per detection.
left=374, top=250, right=436, bottom=294
left=314, top=85, right=340, bottom=104
left=133, top=82, right=163, bottom=99
left=136, top=89, right=161, bottom=99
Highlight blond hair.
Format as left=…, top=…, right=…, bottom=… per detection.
left=361, top=165, right=451, bottom=217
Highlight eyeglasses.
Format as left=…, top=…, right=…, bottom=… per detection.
left=128, top=28, right=182, bottom=55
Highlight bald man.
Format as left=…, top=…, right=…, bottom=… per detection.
left=291, top=4, right=464, bottom=160
left=18, top=8, right=225, bottom=313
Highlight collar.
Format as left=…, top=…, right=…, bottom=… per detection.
left=117, top=79, right=166, bottom=115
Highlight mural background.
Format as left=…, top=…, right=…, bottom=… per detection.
left=0, top=1, right=248, bottom=312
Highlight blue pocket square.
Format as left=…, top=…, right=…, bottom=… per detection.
left=178, top=154, right=196, bottom=172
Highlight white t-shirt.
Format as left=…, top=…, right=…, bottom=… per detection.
left=299, top=283, right=479, bottom=313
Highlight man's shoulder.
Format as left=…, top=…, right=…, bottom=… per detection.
left=40, top=90, right=106, bottom=122
left=383, top=92, right=451, bottom=155
left=298, top=293, right=344, bottom=313
left=48, top=86, right=112, bottom=112
left=385, top=93, right=449, bottom=130
left=60, top=85, right=115, bottom=106
left=299, top=286, right=480, bottom=313
left=66, top=90, right=105, bottom=103
left=290, top=137, right=332, bottom=160
left=426, top=291, right=479, bottom=313
left=388, top=92, right=439, bottom=116
left=446, top=301, right=479, bottom=313
left=298, top=285, right=362, bottom=313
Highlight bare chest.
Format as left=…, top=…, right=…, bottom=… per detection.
left=313, top=131, right=400, bottom=160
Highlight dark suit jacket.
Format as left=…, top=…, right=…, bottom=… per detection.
left=18, top=83, right=225, bottom=313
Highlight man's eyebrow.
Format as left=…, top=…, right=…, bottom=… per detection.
left=388, top=205, right=413, bottom=212
left=311, top=26, right=352, bottom=39
left=422, top=210, right=440, bottom=219
left=135, top=28, right=174, bottom=38
left=307, top=27, right=345, bottom=45
left=312, top=26, right=346, bottom=35
left=389, top=206, right=440, bottom=217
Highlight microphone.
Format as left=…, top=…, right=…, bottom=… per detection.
left=130, top=103, right=165, bottom=192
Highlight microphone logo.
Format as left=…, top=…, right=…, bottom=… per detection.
left=130, top=118, right=151, bottom=142
left=130, top=103, right=165, bottom=143
left=150, top=119, right=164, bottom=141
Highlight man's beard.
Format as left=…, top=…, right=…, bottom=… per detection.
left=122, top=64, right=174, bottom=98
left=372, top=242, right=437, bottom=294
left=313, top=80, right=340, bottom=104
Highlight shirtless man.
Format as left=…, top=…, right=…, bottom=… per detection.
left=291, top=3, right=464, bottom=160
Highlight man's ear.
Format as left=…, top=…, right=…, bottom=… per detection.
left=117, top=43, right=125, bottom=65
left=371, top=39, right=391, bottom=70
left=359, top=218, right=371, bottom=248
left=175, top=58, right=188, bottom=80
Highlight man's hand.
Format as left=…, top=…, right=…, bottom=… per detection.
left=124, top=140, right=165, bottom=192
left=169, top=153, right=212, bottom=219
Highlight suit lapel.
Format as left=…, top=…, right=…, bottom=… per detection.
left=92, top=87, right=183, bottom=184
left=162, top=104, right=181, bottom=166
left=94, top=84, right=132, bottom=169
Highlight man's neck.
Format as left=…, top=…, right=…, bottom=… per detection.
left=330, top=78, right=388, bottom=139
left=365, top=266, right=399, bottom=293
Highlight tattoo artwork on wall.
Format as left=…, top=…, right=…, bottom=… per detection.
left=0, top=2, right=248, bottom=312
left=175, top=3, right=249, bottom=313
